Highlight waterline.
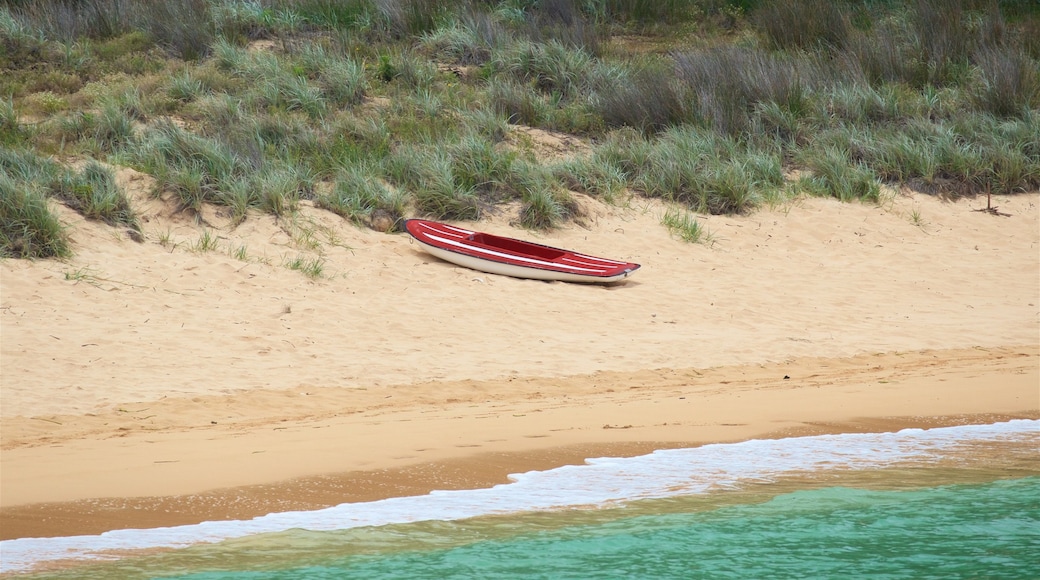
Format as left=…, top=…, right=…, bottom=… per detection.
left=3, top=420, right=1037, bottom=575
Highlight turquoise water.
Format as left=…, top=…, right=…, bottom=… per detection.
left=8, top=421, right=1038, bottom=579
left=157, top=478, right=1040, bottom=580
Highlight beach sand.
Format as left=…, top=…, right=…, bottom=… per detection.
left=1, top=174, right=1037, bottom=541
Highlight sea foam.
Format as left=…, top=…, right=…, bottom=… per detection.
left=2, top=419, right=1036, bottom=574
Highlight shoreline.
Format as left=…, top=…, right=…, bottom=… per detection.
left=4, top=421, right=1037, bottom=579
left=3, top=345, right=1037, bottom=540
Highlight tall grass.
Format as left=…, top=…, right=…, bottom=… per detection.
left=515, top=160, right=575, bottom=229
left=317, top=162, right=405, bottom=230
left=673, top=47, right=820, bottom=136
left=0, top=97, right=32, bottom=147
left=1, top=148, right=139, bottom=229
left=553, top=153, right=630, bottom=202
left=0, top=173, right=71, bottom=258
left=520, top=183, right=574, bottom=230
left=914, top=0, right=972, bottom=85
left=448, top=133, right=517, bottom=201
left=213, top=38, right=368, bottom=118
left=54, top=161, right=140, bottom=229
left=796, top=145, right=882, bottom=203
left=133, top=0, right=216, bottom=60
left=972, top=45, right=1039, bottom=116
left=491, top=38, right=597, bottom=101
left=611, top=127, right=784, bottom=214
left=3, top=0, right=1039, bottom=262
left=419, top=17, right=503, bottom=66
left=126, top=119, right=243, bottom=212
left=5, top=0, right=216, bottom=59
left=754, top=0, right=849, bottom=51
left=289, top=0, right=376, bottom=30
left=595, top=59, right=686, bottom=133
left=375, top=0, right=448, bottom=38
left=385, top=145, right=482, bottom=220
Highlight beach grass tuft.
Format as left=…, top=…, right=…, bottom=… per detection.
left=661, top=208, right=711, bottom=245
left=285, top=253, right=326, bottom=278
left=192, top=229, right=220, bottom=252
left=0, top=172, right=71, bottom=258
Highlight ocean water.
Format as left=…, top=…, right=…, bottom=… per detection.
left=4, top=420, right=1038, bottom=579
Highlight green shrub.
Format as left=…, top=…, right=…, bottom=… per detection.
left=553, top=154, right=629, bottom=202
left=0, top=148, right=138, bottom=228
left=291, top=0, right=375, bottom=30
left=255, top=164, right=308, bottom=216
left=519, top=182, right=572, bottom=230
left=822, top=84, right=905, bottom=126
left=91, top=100, right=136, bottom=151
left=379, top=47, right=437, bottom=88
left=0, top=173, right=71, bottom=259
left=419, top=19, right=503, bottom=66
left=316, top=54, right=368, bottom=107
left=387, top=145, right=481, bottom=220
left=487, top=76, right=547, bottom=126
left=1, top=6, right=56, bottom=72
left=169, top=71, right=205, bottom=102
left=211, top=0, right=276, bottom=42
left=798, top=146, right=881, bottom=202
left=127, top=119, right=243, bottom=212
left=214, top=40, right=344, bottom=118
left=491, top=38, right=595, bottom=101
left=53, top=160, right=139, bottom=229
left=460, top=107, right=510, bottom=143
left=753, top=100, right=811, bottom=148
left=318, top=162, right=405, bottom=230
left=0, top=147, right=57, bottom=185
left=448, top=133, right=516, bottom=201
left=629, top=127, right=780, bottom=214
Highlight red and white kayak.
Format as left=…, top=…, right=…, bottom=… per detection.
left=405, top=219, right=640, bottom=283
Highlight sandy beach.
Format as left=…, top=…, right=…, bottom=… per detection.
left=1, top=179, right=1038, bottom=541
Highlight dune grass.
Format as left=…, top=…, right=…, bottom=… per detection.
left=1, top=0, right=1037, bottom=260
left=661, top=207, right=712, bottom=245
left=0, top=173, right=71, bottom=258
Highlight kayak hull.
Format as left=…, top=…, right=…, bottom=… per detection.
left=405, top=219, right=640, bottom=283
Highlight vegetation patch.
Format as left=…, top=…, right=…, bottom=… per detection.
left=1, top=0, right=1037, bottom=261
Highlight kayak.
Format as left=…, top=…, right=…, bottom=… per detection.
left=405, top=219, right=640, bottom=283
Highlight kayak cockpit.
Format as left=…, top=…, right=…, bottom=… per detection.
left=468, top=233, right=567, bottom=260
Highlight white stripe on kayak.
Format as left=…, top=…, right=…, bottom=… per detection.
left=427, top=222, right=474, bottom=238
left=561, top=256, right=627, bottom=268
